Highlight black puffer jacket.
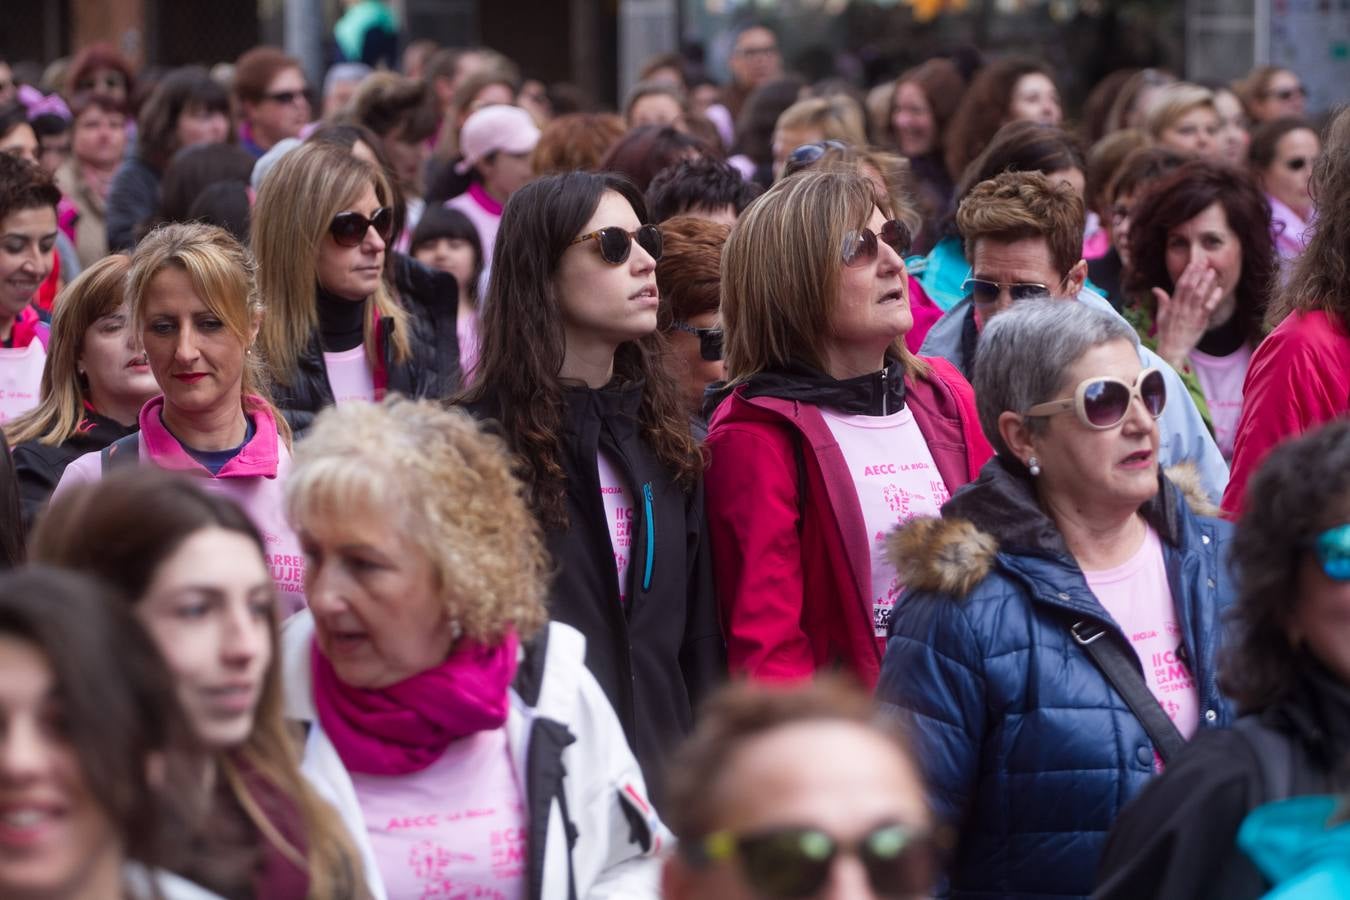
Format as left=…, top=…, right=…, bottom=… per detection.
left=12, top=411, right=136, bottom=535
left=273, top=253, right=461, bottom=436
left=465, top=381, right=725, bottom=807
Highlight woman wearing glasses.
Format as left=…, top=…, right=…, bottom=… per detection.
left=1249, top=117, right=1320, bottom=264
left=704, top=168, right=991, bottom=688
left=1237, top=66, right=1308, bottom=124
left=654, top=215, right=729, bottom=429
left=53, top=222, right=310, bottom=616
left=232, top=47, right=311, bottom=158
left=461, top=171, right=724, bottom=803
left=1098, top=419, right=1350, bottom=899
left=878, top=299, right=1235, bottom=899
left=252, top=141, right=459, bottom=435
left=1124, top=159, right=1276, bottom=460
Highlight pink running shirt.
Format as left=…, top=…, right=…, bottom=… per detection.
left=322, top=346, right=377, bottom=406
left=1083, top=524, right=1200, bottom=762
left=820, top=407, right=949, bottom=636
left=597, top=450, right=635, bottom=605
left=1189, top=344, right=1252, bottom=461
left=0, top=340, right=45, bottom=423
left=351, top=727, right=526, bottom=900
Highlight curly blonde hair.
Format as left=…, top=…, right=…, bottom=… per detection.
left=286, top=396, right=550, bottom=643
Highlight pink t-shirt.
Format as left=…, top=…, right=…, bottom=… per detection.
left=597, top=451, right=635, bottom=605
left=351, top=727, right=526, bottom=900
left=820, top=407, right=949, bottom=636
left=1189, top=343, right=1253, bottom=461
left=457, top=307, right=480, bottom=385
left=322, top=346, right=377, bottom=406
left=0, top=340, right=46, bottom=423
left=1083, top=524, right=1200, bottom=764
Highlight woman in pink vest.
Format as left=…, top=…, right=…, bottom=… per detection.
left=704, top=168, right=993, bottom=687
left=0, top=152, right=58, bottom=424
left=54, top=222, right=308, bottom=615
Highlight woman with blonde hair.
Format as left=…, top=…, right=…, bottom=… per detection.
left=52, top=222, right=309, bottom=614
left=769, top=95, right=867, bottom=180
left=282, top=397, right=666, bottom=898
left=32, top=470, right=365, bottom=898
left=5, top=253, right=159, bottom=531
left=704, top=168, right=992, bottom=687
left=251, top=140, right=458, bottom=435
left=1144, top=83, right=1222, bottom=159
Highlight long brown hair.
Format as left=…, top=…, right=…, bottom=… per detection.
left=460, top=171, right=701, bottom=530
left=1266, top=106, right=1350, bottom=330
left=4, top=254, right=131, bottom=447
left=30, top=470, right=365, bottom=898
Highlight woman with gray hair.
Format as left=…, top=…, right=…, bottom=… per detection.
left=876, top=298, right=1236, bottom=899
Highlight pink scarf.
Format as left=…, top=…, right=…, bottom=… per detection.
left=311, top=633, right=519, bottom=776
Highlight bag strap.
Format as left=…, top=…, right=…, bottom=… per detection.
left=1068, top=619, right=1187, bottom=763
left=1232, top=716, right=1295, bottom=803
left=99, top=432, right=141, bottom=476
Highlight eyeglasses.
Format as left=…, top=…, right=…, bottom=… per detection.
left=1269, top=84, right=1307, bottom=102
left=842, top=219, right=911, bottom=267
left=568, top=224, right=663, bottom=265
left=1025, top=367, right=1167, bottom=430
left=1285, top=156, right=1317, bottom=171
left=76, top=75, right=125, bottom=93
left=686, top=822, right=938, bottom=899
left=783, top=140, right=849, bottom=176
left=671, top=322, right=723, bottom=361
left=262, top=89, right=308, bottom=106
left=1110, top=204, right=1132, bottom=225
left=1307, top=524, right=1350, bottom=581
left=735, top=45, right=780, bottom=59
left=963, top=278, right=1052, bottom=305
left=329, top=207, right=394, bottom=247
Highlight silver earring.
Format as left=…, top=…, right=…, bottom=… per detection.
left=1028, top=456, right=1041, bottom=477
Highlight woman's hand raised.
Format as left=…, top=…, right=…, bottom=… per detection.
left=1153, top=258, right=1224, bottom=371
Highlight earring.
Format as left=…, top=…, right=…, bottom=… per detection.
left=1028, top=456, right=1041, bottom=477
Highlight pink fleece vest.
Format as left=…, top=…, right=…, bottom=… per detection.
left=54, top=396, right=308, bottom=618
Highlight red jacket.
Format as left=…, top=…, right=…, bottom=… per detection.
left=1222, top=310, right=1350, bottom=518
left=704, top=356, right=992, bottom=687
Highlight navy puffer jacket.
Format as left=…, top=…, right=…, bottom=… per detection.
left=877, top=457, right=1236, bottom=900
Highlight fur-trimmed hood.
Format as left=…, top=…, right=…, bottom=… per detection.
left=888, top=455, right=1219, bottom=598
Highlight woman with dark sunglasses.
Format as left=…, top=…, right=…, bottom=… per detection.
left=663, top=678, right=937, bottom=900
left=251, top=140, right=460, bottom=436
left=879, top=298, right=1235, bottom=899
left=1098, top=418, right=1350, bottom=898
left=705, top=168, right=991, bottom=689
left=1249, top=117, right=1320, bottom=265
left=654, top=215, right=729, bottom=431
left=460, top=170, right=724, bottom=805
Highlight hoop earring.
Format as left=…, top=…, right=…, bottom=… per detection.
left=1028, top=456, right=1041, bottom=477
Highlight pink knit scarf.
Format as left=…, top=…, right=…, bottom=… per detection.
left=311, top=633, right=518, bottom=775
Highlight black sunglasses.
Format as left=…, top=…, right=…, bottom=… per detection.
left=1285, top=156, right=1316, bottom=171
left=568, top=224, right=663, bottom=265
left=329, top=207, right=394, bottom=247
left=783, top=140, right=849, bottom=177
left=671, top=322, right=723, bottom=361
left=263, top=89, right=308, bottom=105
left=963, top=278, right=1051, bottom=305
left=842, top=219, right=911, bottom=267
left=687, top=822, right=939, bottom=899
left=1271, top=85, right=1307, bottom=101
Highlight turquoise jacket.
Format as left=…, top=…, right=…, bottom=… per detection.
left=1239, top=795, right=1350, bottom=898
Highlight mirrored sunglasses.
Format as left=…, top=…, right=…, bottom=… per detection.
left=1308, top=524, right=1350, bottom=582
left=963, top=278, right=1050, bottom=305
left=1025, top=368, right=1167, bottom=430
left=568, top=224, right=663, bottom=265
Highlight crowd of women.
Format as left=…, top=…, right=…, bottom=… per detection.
left=0, top=28, right=1349, bottom=900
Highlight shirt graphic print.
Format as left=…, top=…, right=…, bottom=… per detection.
left=820, top=407, right=948, bottom=636
left=352, top=726, right=526, bottom=900
left=597, top=450, right=635, bottom=605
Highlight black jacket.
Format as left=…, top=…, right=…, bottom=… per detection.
left=1095, top=659, right=1350, bottom=900
left=274, top=254, right=461, bottom=436
left=12, top=411, right=135, bottom=534
left=466, top=381, right=725, bottom=806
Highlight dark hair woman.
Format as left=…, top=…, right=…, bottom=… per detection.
left=1223, top=107, right=1350, bottom=515
left=1248, top=116, right=1321, bottom=264
left=1124, top=160, right=1276, bottom=460
left=31, top=471, right=364, bottom=898
left=0, top=566, right=215, bottom=898
left=601, top=124, right=713, bottom=192
left=409, top=205, right=484, bottom=378
left=888, top=57, right=968, bottom=253
left=943, top=56, right=1062, bottom=184
left=0, top=153, right=60, bottom=422
left=1098, top=419, right=1350, bottom=899
left=460, top=170, right=724, bottom=801
left=106, top=66, right=233, bottom=252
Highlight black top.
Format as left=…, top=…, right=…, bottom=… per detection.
left=316, top=285, right=365, bottom=353
left=12, top=411, right=136, bottom=536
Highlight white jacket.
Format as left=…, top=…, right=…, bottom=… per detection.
left=280, top=613, right=668, bottom=900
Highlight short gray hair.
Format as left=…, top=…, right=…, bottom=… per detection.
left=972, top=299, right=1137, bottom=456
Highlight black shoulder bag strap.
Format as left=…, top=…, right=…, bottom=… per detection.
left=1069, top=619, right=1187, bottom=763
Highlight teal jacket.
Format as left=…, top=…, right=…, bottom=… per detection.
left=1240, top=796, right=1350, bottom=898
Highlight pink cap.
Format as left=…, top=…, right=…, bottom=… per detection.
left=455, top=105, right=542, bottom=175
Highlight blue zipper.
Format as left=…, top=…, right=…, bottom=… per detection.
left=642, top=482, right=655, bottom=592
